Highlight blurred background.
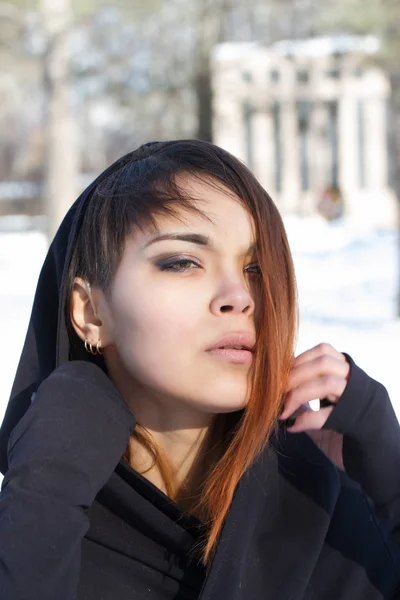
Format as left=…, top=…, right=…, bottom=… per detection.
left=0, top=0, right=399, bottom=425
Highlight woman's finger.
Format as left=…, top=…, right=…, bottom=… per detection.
left=286, top=353, right=349, bottom=393
left=292, top=343, right=345, bottom=368
left=286, top=405, right=334, bottom=432
left=280, top=375, right=347, bottom=420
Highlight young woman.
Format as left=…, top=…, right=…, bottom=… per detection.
left=0, top=140, right=399, bottom=600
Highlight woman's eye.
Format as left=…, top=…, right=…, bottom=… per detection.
left=245, top=263, right=262, bottom=276
left=157, top=258, right=200, bottom=272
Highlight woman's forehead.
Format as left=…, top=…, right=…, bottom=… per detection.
left=134, top=176, right=256, bottom=247
left=134, top=205, right=256, bottom=251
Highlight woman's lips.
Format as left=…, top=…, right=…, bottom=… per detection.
left=206, top=348, right=253, bottom=364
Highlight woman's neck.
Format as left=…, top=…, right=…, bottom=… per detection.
left=125, top=416, right=226, bottom=510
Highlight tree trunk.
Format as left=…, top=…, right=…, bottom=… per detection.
left=193, top=0, right=230, bottom=144
left=195, top=60, right=213, bottom=142
left=388, top=71, right=400, bottom=317
left=40, top=0, right=79, bottom=241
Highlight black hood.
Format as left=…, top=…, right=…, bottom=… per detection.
left=0, top=152, right=139, bottom=475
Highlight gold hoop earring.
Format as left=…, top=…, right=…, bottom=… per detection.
left=96, top=340, right=104, bottom=355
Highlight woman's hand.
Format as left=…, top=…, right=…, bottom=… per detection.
left=279, top=343, right=351, bottom=469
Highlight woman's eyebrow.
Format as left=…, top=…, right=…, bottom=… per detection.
left=143, top=232, right=212, bottom=248
left=142, top=232, right=257, bottom=254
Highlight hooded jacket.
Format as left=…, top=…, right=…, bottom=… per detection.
left=0, top=153, right=400, bottom=600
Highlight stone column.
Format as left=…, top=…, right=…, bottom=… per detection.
left=363, top=95, right=396, bottom=227
left=252, top=110, right=275, bottom=195
left=338, top=96, right=358, bottom=199
left=309, top=101, right=330, bottom=200
left=281, top=100, right=301, bottom=213
left=365, top=97, right=388, bottom=191
left=213, top=98, right=246, bottom=162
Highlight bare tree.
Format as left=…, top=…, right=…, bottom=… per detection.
left=40, top=0, right=79, bottom=240
left=0, top=0, right=79, bottom=238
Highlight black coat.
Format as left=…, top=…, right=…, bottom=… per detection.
left=0, top=154, right=399, bottom=599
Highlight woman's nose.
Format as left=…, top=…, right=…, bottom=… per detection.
left=210, top=279, right=255, bottom=316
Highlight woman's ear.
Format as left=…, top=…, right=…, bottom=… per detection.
left=70, top=277, right=104, bottom=345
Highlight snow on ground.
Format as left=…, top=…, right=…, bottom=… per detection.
left=0, top=230, right=48, bottom=421
left=286, top=215, right=400, bottom=417
left=0, top=215, right=399, bottom=435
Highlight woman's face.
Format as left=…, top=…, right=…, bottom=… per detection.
left=98, top=175, right=259, bottom=422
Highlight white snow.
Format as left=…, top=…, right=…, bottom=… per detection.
left=286, top=216, right=400, bottom=418
left=271, top=35, right=380, bottom=58
left=213, top=35, right=380, bottom=61
left=0, top=230, right=48, bottom=420
left=0, top=215, right=399, bottom=447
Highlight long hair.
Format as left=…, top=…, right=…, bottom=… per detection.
left=65, top=139, right=297, bottom=566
